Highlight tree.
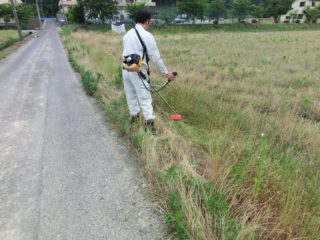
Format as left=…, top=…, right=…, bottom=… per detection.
left=22, top=0, right=59, bottom=17
left=232, top=0, right=251, bottom=21
left=266, top=0, right=293, bottom=22
left=4, top=15, right=11, bottom=24
left=0, top=3, right=34, bottom=25
left=0, top=3, right=13, bottom=23
left=289, top=9, right=298, bottom=20
left=67, top=4, right=85, bottom=24
left=303, top=6, right=320, bottom=23
left=126, top=2, right=147, bottom=20
left=157, top=7, right=177, bottom=24
left=252, top=4, right=266, bottom=20
left=206, top=0, right=226, bottom=23
left=177, top=0, right=207, bottom=23
left=78, top=0, right=117, bottom=23
left=16, top=3, right=34, bottom=23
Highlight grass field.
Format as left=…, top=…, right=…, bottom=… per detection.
left=0, top=30, right=18, bottom=43
left=86, top=22, right=320, bottom=33
left=0, top=30, right=25, bottom=59
left=61, top=26, right=320, bottom=240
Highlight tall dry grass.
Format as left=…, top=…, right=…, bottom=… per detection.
left=61, top=28, right=320, bottom=240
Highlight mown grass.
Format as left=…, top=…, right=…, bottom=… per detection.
left=0, top=30, right=21, bottom=52
left=60, top=25, right=320, bottom=240
left=0, top=30, right=18, bottom=44
left=0, top=30, right=31, bottom=59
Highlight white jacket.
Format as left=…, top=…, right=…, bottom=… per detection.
left=122, top=24, right=168, bottom=76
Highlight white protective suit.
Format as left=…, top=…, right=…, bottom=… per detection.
left=122, top=24, right=169, bottom=120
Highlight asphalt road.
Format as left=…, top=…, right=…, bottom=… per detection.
left=0, top=21, right=164, bottom=240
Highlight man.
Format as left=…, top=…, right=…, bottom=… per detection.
left=122, top=10, right=176, bottom=133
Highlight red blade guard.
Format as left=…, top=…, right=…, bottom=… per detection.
left=170, top=114, right=182, bottom=120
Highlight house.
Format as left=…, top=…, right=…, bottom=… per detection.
left=117, top=0, right=156, bottom=19
left=58, top=0, right=77, bottom=13
left=280, top=0, right=320, bottom=23
left=153, top=0, right=176, bottom=7
left=0, top=0, right=22, bottom=4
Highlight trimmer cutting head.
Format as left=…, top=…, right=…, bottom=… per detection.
left=170, top=114, right=182, bottom=120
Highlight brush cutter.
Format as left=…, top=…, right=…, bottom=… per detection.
left=149, top=72, right=182, bottom=121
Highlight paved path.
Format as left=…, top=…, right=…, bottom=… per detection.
left=0, top=21, right=164, bottom=240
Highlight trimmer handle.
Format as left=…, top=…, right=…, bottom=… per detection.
left=168, top=72, right=178, bottom=82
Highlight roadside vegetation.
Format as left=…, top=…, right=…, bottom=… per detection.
left=60, top=25, right=320, bottom=240
left=82, top=22, right=320, bottom=34
left=66, top=0, right=320, bottom=25
left=0, top=2, right=34, bottom=27
left=0, top=30, right=23, bottom=59
left=0, top=30, right=33, bottom=59
left=0, top=30, right=18, bottom=46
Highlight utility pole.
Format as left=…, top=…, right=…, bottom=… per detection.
left=35, top=0, right=42, bottom=28
left=60, top=2, right=68, bottom=24
left=39, top=0, right=45, bottom=18
left=9, top=0, right=23, bottom=41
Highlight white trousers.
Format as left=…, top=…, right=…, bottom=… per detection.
left=123, top=70, right=155, bottom=120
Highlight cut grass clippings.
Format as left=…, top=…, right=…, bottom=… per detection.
left=60, top=25, right=320, bottom=240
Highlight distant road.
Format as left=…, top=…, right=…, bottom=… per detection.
left=0, top=21, right=163, bottom=240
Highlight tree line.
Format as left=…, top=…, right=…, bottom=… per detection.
left=176, top=0, right=319, bottom=23
left=0, top=0, right=59, bottom=26
left=3, top=0, right=317, bottom=25
left=0, top=2, right=34, bottom=25
left=65, top=0, right=320, bottom=24
left=22, top=0, right=59, bottom=17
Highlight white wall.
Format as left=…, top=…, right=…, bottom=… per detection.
left=280, top=0, right=320, bottom=22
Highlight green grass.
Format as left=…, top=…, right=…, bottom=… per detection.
left=0, top=30, right=21, bottom=53
left=87, top=24, right=112, bottom=32
left=0, top=30, right=32, bottom=59
left=63, top=22, right=320, bottom=34
left=0, top=30, right=18, bottom=43
left=60, top=25, right=320, bottom=240
left=155, top=30, right=320, bottom=239
left=0, top=38, right=19, bottom=51
left=149, top=22, right=320, bottom=34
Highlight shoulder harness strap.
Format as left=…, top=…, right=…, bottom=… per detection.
left=134, top=27, right=149, bottom=65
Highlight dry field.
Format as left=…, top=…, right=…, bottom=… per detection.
left=61, top=28, right=320, bottom=240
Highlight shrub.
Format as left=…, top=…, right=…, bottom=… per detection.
left=126, top=2, right=147, bottom=20
left=66, top=4, right=85, bottom=24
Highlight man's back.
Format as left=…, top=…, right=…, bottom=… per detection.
left=123, top=24, right=168, bottom=76
left=123, top=25, right=150, bottom=69
left=121, top=10, right=176, bottom=130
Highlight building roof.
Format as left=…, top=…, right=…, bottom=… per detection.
left=59, top=0, right=77, bottom=7
left=58, top=0, right=156, bottom=8
left=117, top=2, right=156, bottom=7
left=0, top=0, right=22, bottom=4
